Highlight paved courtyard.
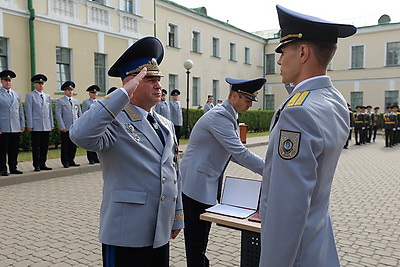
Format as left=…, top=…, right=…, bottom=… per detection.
left=0, top=136, right=399, bottom=266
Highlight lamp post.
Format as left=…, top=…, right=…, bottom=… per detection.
left=183, top=59, right=193, bottom=139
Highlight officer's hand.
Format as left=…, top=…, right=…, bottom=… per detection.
left=170, top=229, right=181, bottom=239
left=28, top=128, right=33, bottom=132
left=123, top=67, right=147, bottom=99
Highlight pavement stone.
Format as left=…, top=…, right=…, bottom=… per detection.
left=0, top=136, right=400, bottom=266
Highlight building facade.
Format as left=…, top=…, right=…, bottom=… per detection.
left=264, top=22, right=400, bottom=110
left=0, top=0, right=399, bottom=111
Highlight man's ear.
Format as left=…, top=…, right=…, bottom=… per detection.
left=299, top=44, right=310, bottom=63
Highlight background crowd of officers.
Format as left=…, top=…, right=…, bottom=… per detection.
left=347, top=104, right=400, bottom=148
left=0, top=69, right=186, bottom=176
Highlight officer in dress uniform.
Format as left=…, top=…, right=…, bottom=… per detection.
left=343, top=103, right=353, bottom=149
left=169, top=89, right=183, bottom=144
left=25, top=74, right=54, bottom=172
left=259, top=5, right=356, bottom=267
left=392, top=105, right=400, bottom=145
left=0, top=70, right=25, bottom=176
left=354, top=106, right=364, bottom=145
left=366, top=105, right=373, bottom=142
left=383, top=106, right=396, bottom=147
left=82, top=85, right=101, bottom=164
left=203, top=95, right=214, bottom=113
left=55, top=81, right=82, bottom=168
left=70, top=36, right=183, bottom=267
left=371, top=106, right=380, bottom=142
left=180, top=77, right=265, bottom=267
left=154, top=89, right=171, bottom=119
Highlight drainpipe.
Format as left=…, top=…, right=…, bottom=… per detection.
left=28, top=0, right=36, bottom=90
left=263, top=40, right=267, bottom=110
left=153, top=0, right=156, bottom=37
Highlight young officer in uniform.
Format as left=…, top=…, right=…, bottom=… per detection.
left=0, top=70, right=25, bottom=176
left=259, top=5, right=356, bottom=267
left=154, top=89, right=171, bottom=119
left=169, top=89, right=183, bottom=144
left=203, top=94, right=214, bottom=113
left=55, top=81, right=82, bottom=168
left=82, top=85, right=100, bottom=164
left=180, top=77, right=265, bottom=267
left=70, top=36, right=183, bottom=267
left=25, top=74, right=54, bottom=171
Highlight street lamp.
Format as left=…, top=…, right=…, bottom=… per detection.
left=184, top=59, right=193, bottom=139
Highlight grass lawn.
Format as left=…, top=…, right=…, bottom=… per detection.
left=18, top=131, right=269, bottom=162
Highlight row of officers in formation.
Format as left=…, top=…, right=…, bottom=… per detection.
left=346, top=104, right=400, bottom=149
left=0, top=69, right=184, bottom=176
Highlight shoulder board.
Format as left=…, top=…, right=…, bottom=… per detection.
left=286, top=91, right=310, bottom=107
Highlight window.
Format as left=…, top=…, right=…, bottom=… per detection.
left=56, top=47, right=71, bottom=90
left=229, top=43, right=236, bottom=61
left=212, top=80, right=219, bottom=103
left=351, top=45, right=364, bottom=69
left=265, top=54, right=275, bottom=74
left=385, top=90, right=399, bottom=107
left=169, top=74, right=177, bottom=100
left=168, top=23, right=178, bottom=48
left=94, top=53, right=106, bottom=93
left=0, top=37, right=8, bottom=71
left=386, top=41, right=400, bottom=66
left=212, top=37, right=220, bottom=58
left=244, top=47, right=251, bottom=64
left=91, top=0, right=105, bottom=4
left=122, top=0, right=135, bottom=13
left=192, top=31, right=201, bottom=53
left=192, top=77, right=200, bottom=106
left=264, top=94, right=275, bottom=110
left=350, top=91, right=363, bottom=109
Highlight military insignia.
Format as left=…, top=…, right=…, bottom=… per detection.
left=278, top=130, right=301, bottom=160
left=125, top=124, right=135, bottom=133
left=74, top=105, right=79, bottom=110
left=135, top=135, right=140, bottom=142
left=287, top=91, right=309, bottom=107
left=124, top=105, right=141, bottom=121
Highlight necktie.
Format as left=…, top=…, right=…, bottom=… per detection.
left=40, top=94, right=44, bottom=101
left=69, top=98, right=73, bottom=106
left=147, top=113, right=165, bottom=146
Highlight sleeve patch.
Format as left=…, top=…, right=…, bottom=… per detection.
left=278, top=130, right=301, bottom=160
left=287, top=91, right=310, bottom=107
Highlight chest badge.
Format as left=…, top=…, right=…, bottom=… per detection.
left=278, top=130, right=301, bottom=160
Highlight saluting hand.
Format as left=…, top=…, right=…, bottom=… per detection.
left=123, top=67, right=147, bottom=99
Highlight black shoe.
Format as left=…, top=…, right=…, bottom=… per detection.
left=69, top=163, right=80, bottom=167
left=94, top=160, right=100, bottom=163
left=63, top=164, right=70, bottom=168
left=89, top=161, right=95, bottom=165
left=1, top=171, right=9, bottom=176
left=10, top=169, right=23, bottom=174
left=34, top=167, right=41, bottom=172
left=40, top=166, right=52, bottom=171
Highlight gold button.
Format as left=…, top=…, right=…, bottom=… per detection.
left=173, top=163, right=176, bottom=168
left=162, top=178, right=166, bottom=184
left=174, top=179, right=177, bottom=184
left=173, top=196, right=177, bottom=201
left=161, top=196, right=166, bottom=201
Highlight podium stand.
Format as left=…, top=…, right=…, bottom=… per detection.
left=200, top=212, right=261, bottom=266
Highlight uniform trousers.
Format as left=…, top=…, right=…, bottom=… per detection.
left=354, top=127, right=362, bottom=144
left=0, top=132, right=20, bottom=172
left=372, top=125, right=378, bottom=141
left=102, top=243, right=169, bottom=267
left=183, top=193, right=212, bottom=267
left=31, top=131, right=50, bottom=168
left=385, top=129, right=394, bottom=147
left=60, top=131, right=77, bottom=166
left=174, top=125, right=182, bottom=144
left=86, top=151, right=99, bottom=164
